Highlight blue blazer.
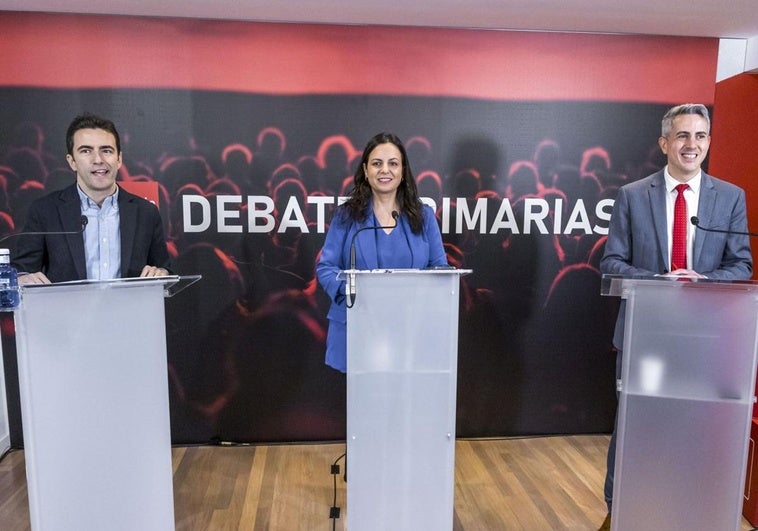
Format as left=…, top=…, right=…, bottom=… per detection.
left=600, top=169, right=753, bottom=348
left=316, top=204, right=448, bottom=372
left=12, top=183, right=171, bottom=282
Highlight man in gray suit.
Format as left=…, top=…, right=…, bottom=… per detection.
left=13, top=114, right=171, bottom=284
left=597, top=103, right=753, bottom=530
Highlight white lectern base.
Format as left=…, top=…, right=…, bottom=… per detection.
left=0, top=326, right=10, bottom=455
left=346, top=269, right=469, bottom=531
left=16, top=279, right=176, bottom=531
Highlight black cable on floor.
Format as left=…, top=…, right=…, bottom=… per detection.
left=329, top=451, right=346, bottom=531
left=0, top=446, right=15, bottom=462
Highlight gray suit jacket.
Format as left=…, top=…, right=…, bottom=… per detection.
left=600, top=169, right=753, bottom=348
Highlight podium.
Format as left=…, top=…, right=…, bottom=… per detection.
left=13, top=275, right=199, bottom=531
left=0, top=326, right=9, bottom=454
left=602, top=275, right=758, bottom=531
left=345, top=268, right=470, bottom=531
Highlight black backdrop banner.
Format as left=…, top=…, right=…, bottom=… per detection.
left=0, top=88, right=682, bottom=444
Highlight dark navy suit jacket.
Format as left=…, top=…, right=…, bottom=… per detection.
left=12, top=183, right=171, bottom=282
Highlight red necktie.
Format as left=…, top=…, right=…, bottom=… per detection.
left=671, top=183, right=689, bottom=270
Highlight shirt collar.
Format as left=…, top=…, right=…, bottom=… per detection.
left=663, top=166, right=701, bottom=195
left=77, top=184, right=120, bottom=209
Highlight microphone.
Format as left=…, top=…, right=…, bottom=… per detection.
left=346, top=210, right=399, bottom=308
left=0, top=215, right=89, bottom=244
left=690, top=216, right=758, bottom=237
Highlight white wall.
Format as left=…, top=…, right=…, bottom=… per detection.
left=717, top=37, right=758, bottom=81
left=747, top=36, right=758, bottom=72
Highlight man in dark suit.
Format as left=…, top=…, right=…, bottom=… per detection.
left=12, top=114, right=171, bottom=283
left=596, top=103, right=753, bottom=530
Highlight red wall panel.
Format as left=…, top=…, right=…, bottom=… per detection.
left=710, top=72, right=758, bottom=266
left=0, top=12, right=717, bottom=103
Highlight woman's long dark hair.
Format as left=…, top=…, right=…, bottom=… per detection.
left=340, top=132, right=425, bottom=233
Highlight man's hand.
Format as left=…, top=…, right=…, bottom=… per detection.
left=18, top=272, right=52, bottom=285
left=663, top=268, right=706, bottom=278
left=139, top=265, right=169, bottom=277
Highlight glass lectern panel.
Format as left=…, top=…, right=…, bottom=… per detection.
left=605, top=276, right=758, bottom=531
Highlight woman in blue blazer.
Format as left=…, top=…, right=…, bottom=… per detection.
left=317, top=132, right=448, bottom=372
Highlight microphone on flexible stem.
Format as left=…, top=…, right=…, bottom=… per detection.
left=690, top=216, right=758, bottom=237
left=0, top=215, right=89, bottom=244
left=346, top=210, right=399, bottom=308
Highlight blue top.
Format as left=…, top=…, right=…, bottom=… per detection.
left=316, top=203, right=448, bottom=372
left=374, top=213, right=413, bottom=269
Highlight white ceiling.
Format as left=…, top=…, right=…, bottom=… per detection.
left=2, top=0, right=758, bottom=40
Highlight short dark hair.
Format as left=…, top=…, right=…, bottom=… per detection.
left=66, top=113, right=121, bottom=155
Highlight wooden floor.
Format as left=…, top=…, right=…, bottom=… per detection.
left=0, top=435, right=755, bottom=530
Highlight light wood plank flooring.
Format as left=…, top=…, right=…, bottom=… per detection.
left=1, top=436, right=755, bottom=530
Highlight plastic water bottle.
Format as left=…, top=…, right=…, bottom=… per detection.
left=0, top=248, right=20, bottom=311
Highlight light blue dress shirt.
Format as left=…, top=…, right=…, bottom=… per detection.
left=78, top=186, right=121, bottom=280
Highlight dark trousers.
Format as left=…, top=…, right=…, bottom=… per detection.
left=603, top=350, right=622, bottom=512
